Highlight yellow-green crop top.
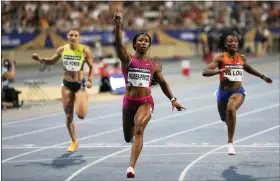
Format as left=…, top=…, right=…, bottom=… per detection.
left=61, top=44, right=86, bottom=71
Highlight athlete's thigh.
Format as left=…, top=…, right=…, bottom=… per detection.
left=227, top=93, right=245, bottom=111
left=217, top=100, right=227, bottom=121
left=61, top=86, right=75, bottom=114
left=75, top=89, right=88, bottom=115
left=122, top=109, right=135, bottom=135
left=122, top=109, right=135, bottom=130
left=134, top=103, right=151, bottom=128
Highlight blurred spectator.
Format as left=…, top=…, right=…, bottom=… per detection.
left=2, top=55, right=16, bottom=84
left=109, top=61, right=122, bottom=75
left=93, top=40, right=104, bottom=60
left=1, top=1, right=279, bottom=33
left=1, top=55, right=23, bottom=109
left=258, top=23, right=271, bottom=55
left=98, top=62, right=110, bottom=93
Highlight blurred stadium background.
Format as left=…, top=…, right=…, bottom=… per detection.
left=1, top=1, right=279, bottom=106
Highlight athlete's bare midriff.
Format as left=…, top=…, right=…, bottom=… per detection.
left=63, top=71, right=84, bottom=82
left=125, top=87, right=151, bottom=98
left=220, top=79, right=242, bottom=91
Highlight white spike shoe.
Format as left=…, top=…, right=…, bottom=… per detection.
left=126, top=166, right=135, bottom=178
left=228, top=143, right=236, bottom=155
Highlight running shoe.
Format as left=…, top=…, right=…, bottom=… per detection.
left=67, top=142, right=78, bottom=152
left=228, top=143, right=236, bottom=155
left=126, top=167, right=135, bottom=178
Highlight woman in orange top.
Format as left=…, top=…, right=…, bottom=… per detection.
left=202, top=32, right=273, bottom=155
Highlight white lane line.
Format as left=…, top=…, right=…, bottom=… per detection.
left=3, top=80, right=275, bottom=126
left=64, top=103, right=279, bottom=181
left=3, top=151, right=279, bottom=164
left=2, top=112, right=121, bottom=140
left=178, top=125, right=280, bottom=181
left=2, top=85, right=212, bottom=126
left=2, top=94, right=210, bottom=129
left=2, top=92, right=278, bottom=164
left=2, top=144, right=279, bottom=149
left=1, top=95, right=212, bottom=140
left=1, top=128, right=121, bottom=163
left=0, top=100, right=216, bottom=163
left=2, top=104, right=107, bottom=126
left=2, top=93, right=215, bottom=139
left=3, top=89, right=278, bottom=141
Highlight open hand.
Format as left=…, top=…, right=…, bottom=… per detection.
left=263, top=76, right=273, bottom=84
left=172, top=101, right=186, bottom=111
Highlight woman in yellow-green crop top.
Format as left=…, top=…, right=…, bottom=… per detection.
left=32, top=27, right=94, bottom=152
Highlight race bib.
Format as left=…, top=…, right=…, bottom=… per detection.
left=63, top=55, right=82, bottom=71
left=127, top=68, right=151, bottom=87
left=224, top=64, right=243, bottom=81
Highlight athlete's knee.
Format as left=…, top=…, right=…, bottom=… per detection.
left=66, top=114, right=73, bottom=123
left=226, top=105, right=236, bottom=115
left=134, top=123, right=145, bottom=136
left=220, top=116, right=226, bottom=122
left=77, top=113, right=86, bottom=120
left=123, top=126, right=133, bottom=143
left=220, top=113, right=226, bottom=121
left=76, top=109, right=87, bottom=119
left=124, top=134, right=133, bottom=143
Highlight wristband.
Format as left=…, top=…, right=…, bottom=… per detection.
left=87, top=79, right=92, bottom=83
left=170, top=97, right=177, bottom=103
left=261, top=75, right=265, bottom=79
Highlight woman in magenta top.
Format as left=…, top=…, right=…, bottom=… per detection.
left=114, top=7, right=185, bottom=178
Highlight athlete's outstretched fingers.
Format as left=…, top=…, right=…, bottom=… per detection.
left=75, top=89, right=88, bottom=119
left=263, top=76, right=273, bottom=84
left=172, top=101, right=186, bottom=111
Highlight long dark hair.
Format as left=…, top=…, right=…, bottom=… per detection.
left=218, top=32, right=238, bottom=52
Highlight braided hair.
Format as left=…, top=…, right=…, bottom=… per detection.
left=218, top=32, right=238, bottom=52
left=132, top=33, right=161, bottom=86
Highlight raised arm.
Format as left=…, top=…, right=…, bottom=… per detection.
left=202, top=55, right=229, bottom=76
left=84, top=46, right=94, bottom=82
left=242, top=56, right=273, bottom=84
left=32, top=46, right=64, bottom=65
left=113, top=7, right=131, bottom=66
